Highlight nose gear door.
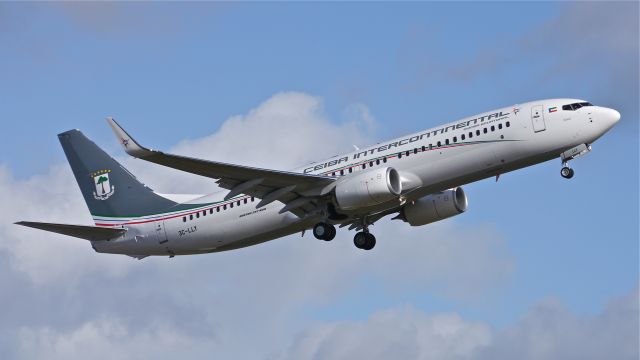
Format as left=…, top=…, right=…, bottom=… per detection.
left=531, top=105, right=546, bottom=132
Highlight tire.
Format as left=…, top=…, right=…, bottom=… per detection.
left=353, top=232, right=368, bottom=248
left=313, top=223, right=328, bottom=240
left=560, top=167, right=574, bottom=179
left=362, top=233, right=376, bottom=250
left=324, top=225, right=336, bottom=241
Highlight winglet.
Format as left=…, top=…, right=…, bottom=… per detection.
left=106, top=117, right=153, bottom=158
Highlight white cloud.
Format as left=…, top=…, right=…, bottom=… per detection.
left=475, top=288, right=640, bottom=360
left=278, top=287, right=639, bottom=360
left=0, top=92, right=518, bottom=358
left=0, top=165, right=133, bottom=285
left=0, top=92, right=376, bottom=284
left=122, top=92, right=375, bottom=194
left=17, top=317, right=214, bottom=360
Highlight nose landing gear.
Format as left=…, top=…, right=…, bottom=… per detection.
left=560, top=164, right=574, bottom=179
left=559, top=144, right=592, bottom=179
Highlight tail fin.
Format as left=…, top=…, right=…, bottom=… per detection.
left=58, top=129, right=177, bottom=219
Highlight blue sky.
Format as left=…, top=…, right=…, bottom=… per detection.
left=0, top=2, right=638, bottom=359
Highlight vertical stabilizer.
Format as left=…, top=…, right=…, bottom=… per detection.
left=58, top=129, right=177, bottom=219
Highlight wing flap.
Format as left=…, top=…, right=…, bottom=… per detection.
left=15, top=221, right=126, bottom=241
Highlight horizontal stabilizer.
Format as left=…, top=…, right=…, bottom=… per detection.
left=15, top=221, right=126, bottom=241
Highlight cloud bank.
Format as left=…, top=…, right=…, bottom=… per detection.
left=0, top=92, right=635, bottom=359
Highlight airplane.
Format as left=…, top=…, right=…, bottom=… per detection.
left=16, top=99, right=620, bottom=258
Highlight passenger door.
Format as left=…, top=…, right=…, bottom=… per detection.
left=531, top=105, right=546, bottom=132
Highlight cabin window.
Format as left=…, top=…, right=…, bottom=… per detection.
left=445, top=139, right=450, bottom=145
left=217, top=207, right=220, bottom=212
left=209, top=208, right=213, bottom=214
left=340, top=169, right=344, bottom=176
left=429, top=144, right=433, bottom=150
left=421, top=145, right=426, bottom=152
left=383, top=157, right=387, bottom=163
left=453, top=136, right=458, bottom=143
left=437, top=141, right=441, bottom=147
left=349, top=167, right=353, bottom=173
left=189, top=214, right=193, bottom=220
left=506, top=121, right=510, bottom=127
left=244, top=198, right=248, bottom=204
left=413, top=148, right=417, bottom=154
left=183, top=216, right=186, bottom=222
left=491, top=125, right=495, bottom=132
left=476, top=130, right=481, bottom=136
left=376, top=159, right=380, bottom=165
left=461, top=134, right=465, bottom=140
left=196, top=213, right=200, bottom=218
left=237, top=200, right=241, bottom=206
left=223, top=204, right=227, bottom=210
left=370, top=161, right=374, bottom=167
left=202, top=210, right=206, bottom=216
left=483, top=128, right=488, bottom=134
left=362, top=164, right=366, bottom=169
left=498, top=123, right=503, bottom=130
left=398, top=152, right=402, bottom=159
left=406, top=150, right=410, bottom=156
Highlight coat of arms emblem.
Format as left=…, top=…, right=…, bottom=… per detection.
left=91, top=170, right=115, bottom=200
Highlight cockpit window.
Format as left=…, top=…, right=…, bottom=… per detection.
left=562, top=102, right=593, bottom=111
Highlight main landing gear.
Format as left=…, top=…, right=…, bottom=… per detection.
left=353, top=231, right=376, bottom=250
left=312, top=221, right=376, bottom=250
left=313, top=222, right=336, bottom=241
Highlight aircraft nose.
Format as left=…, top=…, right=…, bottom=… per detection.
left=601, top=107, right=621, bottom=125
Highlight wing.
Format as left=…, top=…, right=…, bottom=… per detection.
left=107, top=118, right=336, bottom=216
left=15, top=221, right=126, bottom=241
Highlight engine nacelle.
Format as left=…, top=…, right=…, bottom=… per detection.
left=335, top=167, right=402, bottom=210
left=399, top=187, right=468, bottom=226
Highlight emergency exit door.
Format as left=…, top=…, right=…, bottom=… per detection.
left=531, top=105, right=546, bottom=132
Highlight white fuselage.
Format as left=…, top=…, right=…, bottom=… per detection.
left=92, top=99, right=620, bottom=257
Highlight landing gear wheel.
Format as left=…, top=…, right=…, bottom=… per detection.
left=313, top=222, right=336, bottom=241
left=353, top=232, right=376, bottom=250
left=560, top=167, right=574, bottom=179
left=325, top=224, right=336, bottom=241
left=362, top=233, right=376, bottom=250
left=353, top=232, right=367, bottom=248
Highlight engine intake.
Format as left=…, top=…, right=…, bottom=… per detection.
left=335, top=167, right=402, bottom=210
left=399, top=187, right=468, bottom=226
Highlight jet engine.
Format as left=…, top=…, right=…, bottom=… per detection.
left=335, top=167, right=402, bottom=210
left=397, top=187, right=468, bottom=226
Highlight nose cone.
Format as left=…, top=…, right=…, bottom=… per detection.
left=602, top=107, right=621, bottom=126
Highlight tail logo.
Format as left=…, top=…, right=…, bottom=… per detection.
left=91, top=170, right=115, bottom=200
